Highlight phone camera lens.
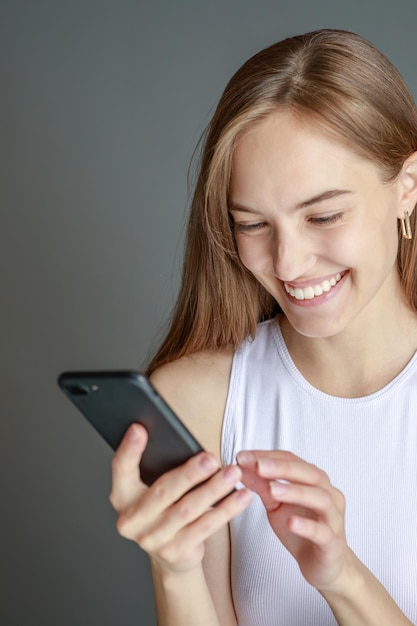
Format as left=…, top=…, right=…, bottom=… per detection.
left=66, top=384, right=90, bottom=396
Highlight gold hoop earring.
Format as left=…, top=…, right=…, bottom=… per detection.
left=401, top=211, right=412, bottom=240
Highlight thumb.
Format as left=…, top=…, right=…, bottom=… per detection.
left=110, top=423, right=148, bottom=511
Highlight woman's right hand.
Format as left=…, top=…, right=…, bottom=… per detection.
left=110, top=423, right=252, bottom=573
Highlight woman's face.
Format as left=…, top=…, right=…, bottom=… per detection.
left=229, top=110, right=407, bottom=338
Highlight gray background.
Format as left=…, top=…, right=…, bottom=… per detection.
left=1, top=1, right=416, bottom=625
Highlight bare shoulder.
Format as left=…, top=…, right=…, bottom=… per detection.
left=150, top=348, right=234, bottom=458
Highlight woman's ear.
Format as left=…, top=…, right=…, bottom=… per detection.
left=397, top=152, right=417, bottom=218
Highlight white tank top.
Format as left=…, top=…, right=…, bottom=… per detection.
left=221, top=317, right=417, bottom=626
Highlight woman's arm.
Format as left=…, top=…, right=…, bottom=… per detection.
left=321, top=553, right=414, bottom=626
left=151, top=562, right=224, bottom=626
left=151, top=525, right=237, bottom=626
left=110, top=351, right=244, bottom=626
left=111, top=423, right=250, bottom=626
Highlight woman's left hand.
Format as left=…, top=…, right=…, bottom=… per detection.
left=236, top=450, right=351, bottom=592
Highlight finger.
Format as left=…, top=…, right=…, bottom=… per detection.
left=237, top=450, right=329, bottom=487
left=237, top=451, right=301, bottom=508
left=255, top=456, right=331, bottom=491
left=174, top=488, right=252, bottom=550
left=238, top=465, right=278, bottom=508
left=121, top=451, right=221, bottom=525
left=132, top=464, right=244, bottom=547
left=118, top=453, right=231, bottom=541
left=110, top=423, right=148, bottom=510
left=268, top=481, right=343, bottom=527
left=149, top=451, right=222, bottom=508
left=288, top=515, right=337, bottom=548
left=237, top=450, right=302, bottom=467
left=237, top=451, right=339, bottom=514
left=139, top=487, right=253, bottom=560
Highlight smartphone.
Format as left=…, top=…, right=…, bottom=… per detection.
left=58, top=370, right=204, bottom=486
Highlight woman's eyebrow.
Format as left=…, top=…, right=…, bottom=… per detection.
left=296, top=189, right=353, bottom=209
left=228, top=204, right=258, bottom=214
left=229, top=189, right=352, bottom=214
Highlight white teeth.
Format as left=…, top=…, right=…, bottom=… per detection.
left=285, top=272, right=343, bottom=301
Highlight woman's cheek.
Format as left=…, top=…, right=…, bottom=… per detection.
left=237, top=239, right=271, bottom=275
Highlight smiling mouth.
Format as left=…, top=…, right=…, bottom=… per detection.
left=284, top=272, right=345, bottom=300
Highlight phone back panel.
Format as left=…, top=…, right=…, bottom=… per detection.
left=58, top=371, right=204, bottom=486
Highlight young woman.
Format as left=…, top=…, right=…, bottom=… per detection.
left=110, top=30, right=417, bottom=625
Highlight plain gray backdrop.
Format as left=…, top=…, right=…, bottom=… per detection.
left=1, top=1, right=416, bottom=624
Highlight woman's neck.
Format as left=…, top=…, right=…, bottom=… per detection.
left=279, top=297, right=417, bottom=398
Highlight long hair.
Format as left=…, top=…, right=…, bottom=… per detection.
left=147, top=29, right=417, bottom=375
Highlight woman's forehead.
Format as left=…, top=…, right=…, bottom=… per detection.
left=229, top=111, right=374, bottom=204
left=232, top=111, right=364, bottom=180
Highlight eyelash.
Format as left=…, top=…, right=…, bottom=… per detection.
left=309, top=212, right=344, bottom=225
left=233, top=222, right=266, bottom=233
left=233, top=212, right=344, bottom=234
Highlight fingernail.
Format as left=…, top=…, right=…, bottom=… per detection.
left=236, top=451, right=254, bottom=466
left=236, top=489, right=253, bottom=504
left=291, top=517, right=304, bottom=531
left=223, top=465, right=241, bottom=483
left=270, top=481, right=288, bottom=497
left=199, top=453, right=218, bottom=472
left=128, top=424, right=140, bottom=442
left=258, top=458, right=274, bottom=474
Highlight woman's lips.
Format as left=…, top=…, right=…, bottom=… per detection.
left=284, top=271, right=347, bottom=301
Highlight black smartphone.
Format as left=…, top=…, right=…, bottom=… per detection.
left=58, top=370, right=204, bottom=486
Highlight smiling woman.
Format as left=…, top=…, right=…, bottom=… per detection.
left=110, top=29, right=417, bottom=626
left=145, top=29, right=417, bottom=369
left=228, top=110, right=407, bottom=337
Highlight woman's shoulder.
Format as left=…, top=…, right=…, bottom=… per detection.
left=149, top=348, right=234, bottom=457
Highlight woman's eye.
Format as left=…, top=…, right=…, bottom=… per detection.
left=310, top=212, right=344, bottom=226
left=234, top=222, right=266, bottom=234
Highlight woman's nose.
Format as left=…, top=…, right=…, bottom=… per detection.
left=273, top=235, right=315, bottom=282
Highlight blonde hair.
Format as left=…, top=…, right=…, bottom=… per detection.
left=147, top=29, right=417, bottom=375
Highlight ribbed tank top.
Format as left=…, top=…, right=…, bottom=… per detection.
left=221, top=317, right=417, bottom=625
